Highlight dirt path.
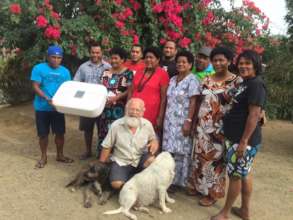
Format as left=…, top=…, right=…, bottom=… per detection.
left=0, top=103, right=292, bottom=220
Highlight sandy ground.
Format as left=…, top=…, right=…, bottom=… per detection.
left=0, top=103, right=292, bottom=220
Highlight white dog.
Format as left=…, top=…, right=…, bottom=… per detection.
left=103, top=152, right=175, bottom=220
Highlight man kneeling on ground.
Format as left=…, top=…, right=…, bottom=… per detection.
left=99, top=98, right=159, bottom=190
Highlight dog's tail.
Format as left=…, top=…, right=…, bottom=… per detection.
left=103, top=207, right=123, bottom=215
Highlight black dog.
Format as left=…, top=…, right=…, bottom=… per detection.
left=66, top=160, right=111, bottom=208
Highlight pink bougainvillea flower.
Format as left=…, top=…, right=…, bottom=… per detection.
left=235, top=46, right=244, bottom=55
left=202, top=11, right=215, bottom=26
left=121, top=30, right=129, bottom=36
left=51, top=11, right=60, bottom=20
left=115, top=21, right=125, bottom=29
left=182, top=2, right=192, bottom=11
left=44, top=0, right=50, bottom=5
left=166, top=30, right=181, bottom=40
left=169, top=14, right=182, bottom=28
left=44, top=25, right=61, bottom=40
left=133, top=35, right=139, bottom=44
left=204, top=31, right=212, bottom=42
left=194, top=32, right=201, bottom=41
left=179, top=37, right=192, bottom=48
left=224, top=32, right=235, bottom=43
left=129, top=0, right=141, bottom=10
left=36, top=15, right=48, bottom=28
left=243, top=0, right=261, bottom=14
left=44, top=0, right=53, bottom=10
left=123, top=8, right=133, bottom=18
left=153, top=3, right=163, bottom=13
left=200, top=0, right=213, bottom=7
left=9, top=3, right=21, bottom=14
left=114, top=0, right=123, bottom=5
left=160, top=38, right=167, bottom=45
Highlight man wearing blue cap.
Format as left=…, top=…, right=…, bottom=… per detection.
left=31, top=45, right=73, bottom=168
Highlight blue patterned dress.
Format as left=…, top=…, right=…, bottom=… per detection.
left=162, top=73, right=201, bottom=187
left=96, top=68, right=133, bottom=156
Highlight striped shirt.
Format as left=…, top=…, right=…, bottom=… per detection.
left=74, top=60, right=111, bottom=84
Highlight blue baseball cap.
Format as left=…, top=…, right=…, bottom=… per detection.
left=47, top=45, right=63, bottom=57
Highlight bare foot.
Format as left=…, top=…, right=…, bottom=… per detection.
left=210, top=212, right=230, bottom=220
left=231, top=207, right=250, bottom=220
left=56, top=156, right=74, bottom=163
left=35, top=159, right=47, bottom=169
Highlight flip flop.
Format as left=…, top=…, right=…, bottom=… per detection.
left=210, top=216, right=230, bottom=220
left=185, top=188, right=201, bottom=196
left=199, top=196, right=217, bottom=206
left=56, top=157, right=74, bottom=163
left=35, top=160, right=47, bottom=169
left=231, top=207, right=250, bottom=220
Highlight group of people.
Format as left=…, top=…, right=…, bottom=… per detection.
left=31, top=40, right=266, bottom=220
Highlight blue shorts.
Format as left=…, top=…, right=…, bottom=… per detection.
left=35, top=111, right=65, bottom=137
left=225, top=139, right=261, bottom=178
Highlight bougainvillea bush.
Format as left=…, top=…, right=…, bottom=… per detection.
left=0, top=0, right=271, bottom=103
left=1, top=0, right=269, bottom=61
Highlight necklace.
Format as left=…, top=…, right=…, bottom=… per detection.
left=137, top=68, right=156, bottom=92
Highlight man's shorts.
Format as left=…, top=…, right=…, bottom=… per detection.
left=109, top=153, right=151, bottom=183
left=225, top=139, right=261, bottom=178
left=35, top=111, right=65, bottom=137
left=79, top=116, right=99, bottom=132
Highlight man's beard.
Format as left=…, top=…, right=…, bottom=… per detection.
left=125, top=116, right=141, bottom=128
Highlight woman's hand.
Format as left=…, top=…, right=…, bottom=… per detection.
left=155, top=116, right=163, bottom=133
left=236, top=140, right=248, bottom=158
left=106, top=96, right=118, bottom=106
left=182, top=120, right=192, bottom=137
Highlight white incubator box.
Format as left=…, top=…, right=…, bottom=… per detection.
left=52, top=81, right=107, bottom=118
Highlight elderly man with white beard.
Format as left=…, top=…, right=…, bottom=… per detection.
left=99, top=98, right=159, bottom=190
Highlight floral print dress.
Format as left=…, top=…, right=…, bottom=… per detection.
left=96, top=69, right=133, bottom=156
left=187, top=75, right=242, bottom=198
left=162, top=74, right=201, bottom=187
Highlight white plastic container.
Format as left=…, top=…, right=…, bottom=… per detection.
left=52, top=81, right=107, bottom=118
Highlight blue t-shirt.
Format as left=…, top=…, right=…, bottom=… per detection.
left=30, top=63, right=71, bottom=111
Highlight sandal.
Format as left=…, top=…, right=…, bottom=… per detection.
left=199, top=196, right=217, bottom=207
left=231, top=207, right=250, bottom=220
left=35, top=159, right=47, bottom=169
left=210, top=215, right=230, bottom=220
left=56, top=156, right=74, bottom=163
left=185, top=188, right=200, bottom=196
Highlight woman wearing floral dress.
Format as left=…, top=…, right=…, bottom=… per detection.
left=162, top=51, right=201, bottom=191
left=188, top=47, right=242, bottom=206
left=96, top=48, right=133, bottom=157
